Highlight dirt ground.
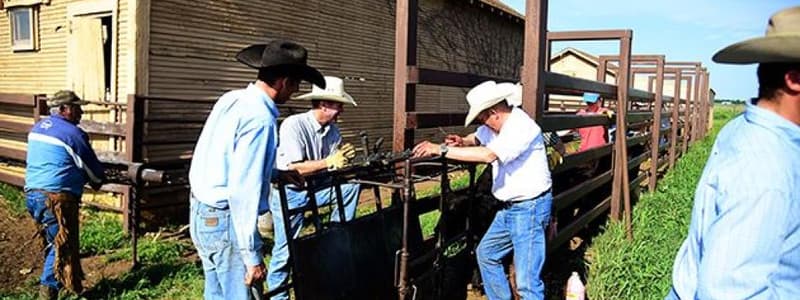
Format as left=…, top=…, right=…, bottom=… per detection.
left=0, top=200, right=42, bottom=293
left=0, top=199, right=130, bottom=295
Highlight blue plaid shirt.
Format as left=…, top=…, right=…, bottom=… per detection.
left=667, top=99, right=800, bottom=299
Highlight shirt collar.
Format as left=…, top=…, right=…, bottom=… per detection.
left=246, top=83, right=280, bottom=119
left=745, top=98, right=800, bottom=148
left=304, top=110, right=331, bottom=135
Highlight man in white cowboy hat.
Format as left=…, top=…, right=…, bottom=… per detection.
left=188, top=39, right=325, bottom=299
left=266, top=75, right=361, bottom=300
left=413, top=80, right=553, bottom=300
left=667, top=6, right=800, bottom=300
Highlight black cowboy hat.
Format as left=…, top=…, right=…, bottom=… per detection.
left=236, top=39, right=326, bottom=88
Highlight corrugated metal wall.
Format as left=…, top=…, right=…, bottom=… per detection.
left=0, top=0, right=133, bottom=101
left=0, top=0, right=134, bottom=140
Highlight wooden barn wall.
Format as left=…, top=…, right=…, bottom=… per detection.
left=0, top=0, right=133, bottom=99
left=145, top=0, right=526, bottom=163
left=0, top=0, right=132, bottom=150
left=0, top=1, right=133, bottom=208
left=1, top=2, right=66, bottom=93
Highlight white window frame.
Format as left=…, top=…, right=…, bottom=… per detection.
left=8, top=6, right=38, bottom=51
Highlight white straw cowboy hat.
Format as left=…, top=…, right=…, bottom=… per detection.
left=464, top=80, right=515, bottom=126
left=713, top=6, right=800, bottom=64
left=292, top=76, right=357, bottom=106
left=500, top=82, right=523, bottom=107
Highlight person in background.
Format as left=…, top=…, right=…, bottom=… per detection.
left=576, top=92, right=613, bottom=152
left=25, top=90, right=105, bottom=299
left=667, top=6, right=800, bottom=299
left=188, top=39, right=324, bottom=299
left=413, top=81, right=552, bottom=300
left=266, top=76, right=360, bottom=300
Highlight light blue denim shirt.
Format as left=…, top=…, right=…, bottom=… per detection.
left=189, top=83, right=279, bottom=266
left=667, top=99, right=800, bottom=299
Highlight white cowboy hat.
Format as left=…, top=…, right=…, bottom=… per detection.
left=713, top=6, right=800, bottom=64
left=292, top=76, right=357, bottom=106
left=464, top=81, right=515, bottom=127
left=500, top=82, right=523, bottom=107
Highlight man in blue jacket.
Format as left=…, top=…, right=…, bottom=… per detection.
left=25, top=90, right=105, bottom=299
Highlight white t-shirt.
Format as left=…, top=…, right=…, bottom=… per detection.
left=475, top=107, right=552, bottom=202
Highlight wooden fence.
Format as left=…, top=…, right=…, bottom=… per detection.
left=392, top=0, right=713, bottom=247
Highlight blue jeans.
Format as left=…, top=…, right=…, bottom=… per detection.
left=25, top=191, right=60, bottom=290
left=267, top=183, right=360, bottom=300
left=476, top=192, right=552, bottom=300
left=190, top=197, right=255, bottom=300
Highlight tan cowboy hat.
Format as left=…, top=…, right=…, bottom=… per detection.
left=713, top=6, right=800, bottom=64
left=464, top=80, right=515, bottom=127
left=292, top=76, right=357, bottom=106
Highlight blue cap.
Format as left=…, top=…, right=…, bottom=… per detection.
left=583, top=92, right=600, bottom=103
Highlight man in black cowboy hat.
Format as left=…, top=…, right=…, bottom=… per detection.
left=667, top=6, right=800, bottom=299
left=188, top=39, right=325, bottom=299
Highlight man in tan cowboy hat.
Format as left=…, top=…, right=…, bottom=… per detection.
left=25, top=90, right=105, bottom=299
left=188, top=39, right=324, bottom=299
left=412, top=80, right=553, bottom=300
left=667, top=6, right=800, bottom=300
left=265, top=75, right=360, bottom=300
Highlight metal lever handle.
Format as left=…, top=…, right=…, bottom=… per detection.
left=393, top=249, right=401, bottom=287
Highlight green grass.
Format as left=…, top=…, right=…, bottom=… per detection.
left=0, top=182, right=27, bottom=217
left=585, top=105, right=743, bottom=299
left=76, top=238, right=202, bottom=300
left=105, top=238, right=190, bottom=265
left=80, top=210, right=126, bottom=255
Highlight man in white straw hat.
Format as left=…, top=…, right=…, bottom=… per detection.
left=266, top=76, right=360, bottom=300
left=189, top=39, right=324, bottom=299
left=667, top=6, right=800, bottom=300
left=412, top=80, right=552, bottom=300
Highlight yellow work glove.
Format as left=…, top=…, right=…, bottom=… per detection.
left=548, top=150, right=564, bottom=170
left=325, top=143, right=356, bottom=170
left=602, top=110, right=615, bottom=119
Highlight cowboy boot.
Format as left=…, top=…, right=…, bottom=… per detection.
left=38, top=285, right=58, bottom=300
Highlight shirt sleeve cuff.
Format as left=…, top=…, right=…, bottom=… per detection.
left=240, top=248, right=263, bottom=267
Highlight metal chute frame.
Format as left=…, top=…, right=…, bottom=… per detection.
left=268, top=151, right=478, bottom=300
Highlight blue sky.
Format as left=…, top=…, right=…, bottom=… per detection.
left=501, top=0, right=796, bottom=100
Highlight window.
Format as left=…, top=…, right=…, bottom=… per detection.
left=9, top=6, right=37, bottom=51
